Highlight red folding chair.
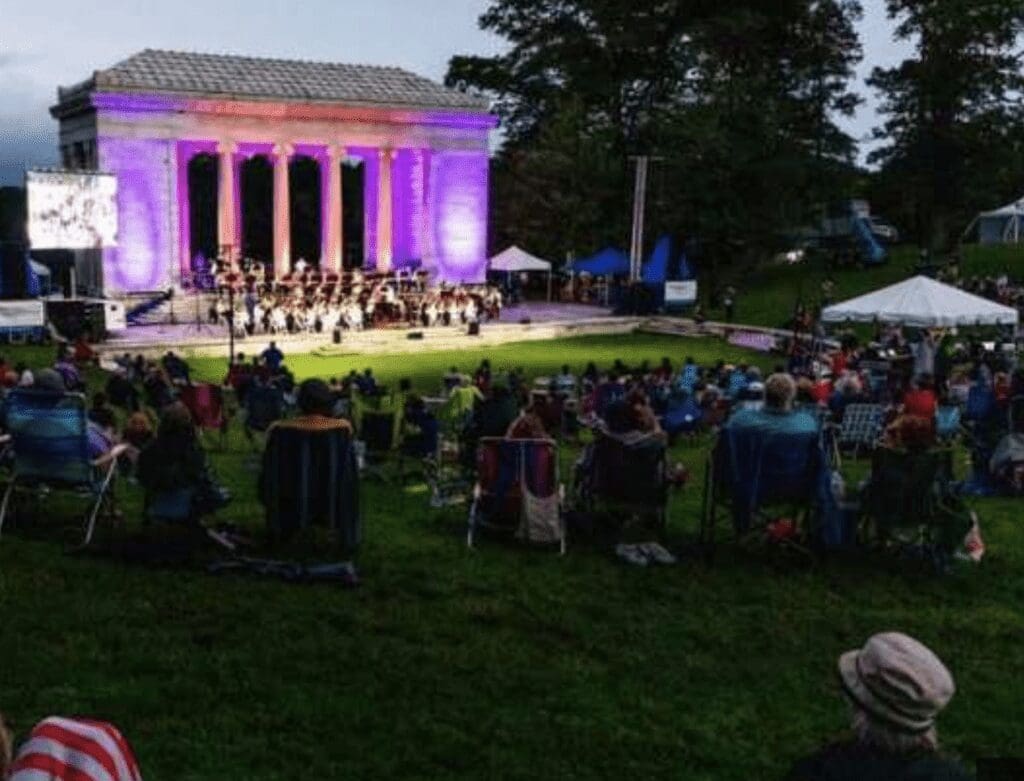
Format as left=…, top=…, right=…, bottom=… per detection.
left=178, top=383, right=228, bottom=448
left=468, top=437, right=565, bottom=553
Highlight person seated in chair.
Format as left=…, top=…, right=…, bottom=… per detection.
left=506, top=405, right=549, bottom=440
left=161, top=351, right=192, bottom=386
left=31, top=369, right=115, bottom=461
left=53, top=348, right=84, bottom=392
left=902, top=373, right=939, bottom=425
left=105, top=366, right=139, bottom=412
left=272, top=379, right=353, bottom=435
left=138, top=402, right=230, bottom=519
left=473, top=383, right=520, bottom=439
left=727, top=373, right=819, bottom=437
left=786, top=632, right=969, bottom=781
left=355, top=368, right=378, bottom=396
left=402, top=394, right=439, bottom=458
left=828, top=372, right=867, bottom=422
left=73, top=333, right=99, bottom=366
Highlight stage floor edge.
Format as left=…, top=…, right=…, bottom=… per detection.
left=96, top=304, right=639, bottom=360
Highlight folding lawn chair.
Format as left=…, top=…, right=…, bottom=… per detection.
left=661, top=395, right=704, bottom=438
left=259, top=420, right=361, bottom=553
left=0, top=389, right=127, bottom=547
left=936, top=405, right=962, bottom=443
left=860, top=446, right=971, bottom=569
left=834, top=403, right=884, bottom=459
left=178, top=382, right=228, bottom=449
left=576, top=431, right=669, bottom=532
left=359, top=409, right=397, bottom=481
left=701, top=417, right=825, bottom=551
left=468, top=437, right=565, bottom=553
left=244, top=382, right=285, bottom=448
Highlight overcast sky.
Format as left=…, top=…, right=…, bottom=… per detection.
left=0, top=0, right=907, bottom=185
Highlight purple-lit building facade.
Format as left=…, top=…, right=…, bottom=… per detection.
left=50, top=50, right=495, bottom=296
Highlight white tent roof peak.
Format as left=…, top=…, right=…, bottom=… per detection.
left=980, top=197, right=1024, bottom=217
left=821, top=275, right=1019, bottom=327
left=489, top=246, right=552, bottom=273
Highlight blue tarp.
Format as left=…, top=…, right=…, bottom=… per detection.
left=642, top=236, right=670, bottom=284
left=0, top=248, right=41, bottom=299
left=568, top=247, right=629, bottom=276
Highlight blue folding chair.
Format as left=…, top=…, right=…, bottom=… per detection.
left=676, top=364, right=700, bottom=395
left=0, top=389, right=126, bottom=547
left=936, top=405, right=962, bottom=443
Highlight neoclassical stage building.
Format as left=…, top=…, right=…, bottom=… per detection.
left=51, top=49, right=495, bottom=296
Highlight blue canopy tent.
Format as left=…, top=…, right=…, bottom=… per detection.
left=642, top=236, right=670, bottom=285
left=567, top=247, right=630, bottom=276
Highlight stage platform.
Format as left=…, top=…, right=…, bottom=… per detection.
left=97, top=303, right=637, bottom=360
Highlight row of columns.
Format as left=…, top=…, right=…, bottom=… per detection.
left=209, top=143, right=397, bottom=278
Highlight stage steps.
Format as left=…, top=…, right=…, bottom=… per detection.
left=125, top=290, right=175, bottom=326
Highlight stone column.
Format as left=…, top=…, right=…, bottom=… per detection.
left=321, top=145, right=344, bottom=273
left=216, top=141, right=237, bottom=255
left=273, top=143, right=293, bottom=278
left=420, top=148, right=434, bottom=272
left=377, top=147, right=395, bottom=273
left=177, top=146, right=193, bottom=280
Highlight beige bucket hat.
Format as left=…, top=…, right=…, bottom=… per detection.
left=839, top=632, right=956, bottom=733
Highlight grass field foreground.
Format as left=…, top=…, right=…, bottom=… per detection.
left=0, top=335, right=1021, bottom=779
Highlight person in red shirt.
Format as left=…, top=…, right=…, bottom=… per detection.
left=73, top=334, right=98, bottom=365
left=902, top=374, right=938, bottom=422
left=830, top=348, right=848, bottom=377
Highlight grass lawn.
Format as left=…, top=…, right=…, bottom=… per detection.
left=0, top=335, right=1021, bottom=780
left=705, top=244, right=1024, bottom=329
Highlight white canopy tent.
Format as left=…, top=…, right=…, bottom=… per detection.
left=821, top=275, right=1019, bottom=328
left=964, top=197, right=1024, bottom=244
left=489, top=246, right=554, bottom=301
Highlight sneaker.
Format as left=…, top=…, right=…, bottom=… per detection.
left=615, top=543, right=649, bottom=567
left=640, top=542, right=677, bottom=566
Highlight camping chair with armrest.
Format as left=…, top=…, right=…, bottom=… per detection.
left=701, top=415, right=825, bottom=554
left=359, top=408, right=398, bottom=482
left=468, top=437, right=565, bottom=553
left=576, top=430, right=669, bottom=533
left=0, top=389, right=128, bottom=548
left=935, top=405, right=963, bottom=443
left=178, top=382, right=228, bottom=450
left=834, top=403, right=884, bottom=460
left=259, top=420, right=361, bottom=555
left=243, top=382, right=285, bottom=450
left=860, top=446, right=970, bottom=569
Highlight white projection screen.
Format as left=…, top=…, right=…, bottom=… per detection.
left=26, top=170, right=118, bottom=250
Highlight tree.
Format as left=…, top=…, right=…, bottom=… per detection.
left=868, top=0, right=1024, bottom=252
left=447, top=1, right=864, bottom=280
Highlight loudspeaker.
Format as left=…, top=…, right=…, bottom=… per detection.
left=46, top=300, right=87, bottom=339
left=0, top=241, right=29, bottom=299
left=332, top=328, right=342, bottom=344
left=407, top=331, right=424, bottom=340
left=467, top=322, right=481, bottom=336
left=519, top=317, right=532, bottom=325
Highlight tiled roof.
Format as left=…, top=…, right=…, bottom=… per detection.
left=82, top=49, right=489, bottom=112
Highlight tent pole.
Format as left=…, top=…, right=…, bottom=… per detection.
left=547, top=271, right=552, bottom=302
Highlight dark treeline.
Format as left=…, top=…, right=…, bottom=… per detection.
left=447, top=0, right=1024, bottom=278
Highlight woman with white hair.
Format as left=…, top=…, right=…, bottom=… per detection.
left=787, top=632, right=970, bottom=780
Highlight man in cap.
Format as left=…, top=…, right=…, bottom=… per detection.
left=787, top=632, right=970, bottom=780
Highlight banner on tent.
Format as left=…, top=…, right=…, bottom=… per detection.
left=665, top=281, right=697, bottom=304
left=0, top=300, right=45, bottom=328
